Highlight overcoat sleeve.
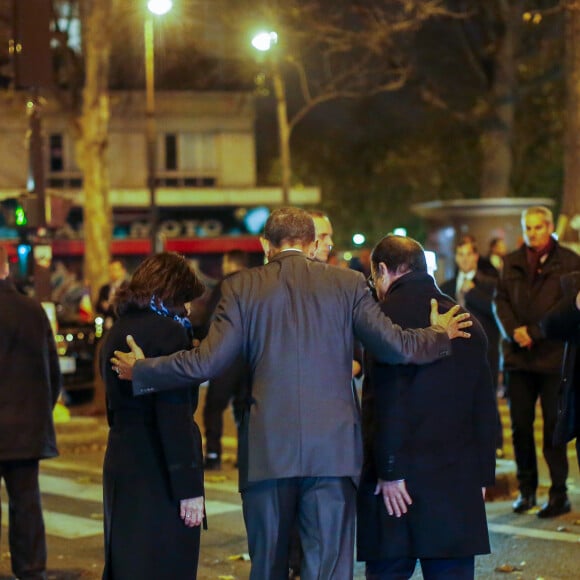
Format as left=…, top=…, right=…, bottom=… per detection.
left=153, top=328, right=204, bottom=500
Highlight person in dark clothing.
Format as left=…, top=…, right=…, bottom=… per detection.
left=0, top=245, right=62, bottom=580
left=494, top=206, right=580, bottom=517
left=101, top=252, right=206, bottom=580
left=541, top=272, right=580, bottom=470
left=95, top=259, right=128, bottom=330
left=440, top=235, right=503, bottom=454
left=358, top=235, right=496, bottom=580
left=200, top=249, right=250, bottom=470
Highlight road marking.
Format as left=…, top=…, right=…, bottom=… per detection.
left=1, top=502, right=103, bottom=539
left=488, top=523, right=580, bottom=543
left=3, top=471, right=241, bottom=540
left=40, top=473, right=102, bottom=502
left=206, top=500, right=241, bottom=516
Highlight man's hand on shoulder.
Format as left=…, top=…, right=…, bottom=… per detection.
left=430, top=299, right=472, bottom=339
left=110, top=335, right=145, bottom=381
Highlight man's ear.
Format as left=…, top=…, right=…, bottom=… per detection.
left=378, top=262, right=389, bottom=278
left=308, top=240, right=319, bottom=259
left=260, top=237, right=270, bottom=259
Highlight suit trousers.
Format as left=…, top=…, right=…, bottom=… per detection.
left=0, top=459, right=47, bottom=580
left=365, top=556, right=474, bottom=580
left=203, top=379, right=245, bottom=458
left=241, top=476, right=356, bottom=580
left=507, top=370, right=568, bottom=496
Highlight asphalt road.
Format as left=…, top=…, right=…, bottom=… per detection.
left=1, top=395, right=580, bottom=579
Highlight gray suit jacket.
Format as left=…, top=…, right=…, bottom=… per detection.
left=132, top=251, right=451, bottom=488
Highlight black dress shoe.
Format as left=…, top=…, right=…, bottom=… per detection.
left=203, top=456, right=221, bottom=470
left=537, top=496, right=571, bottom=519
left=512, top=493, right=536, bottom=513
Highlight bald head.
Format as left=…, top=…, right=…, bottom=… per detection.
left=370, top=235, right=427, bottom=301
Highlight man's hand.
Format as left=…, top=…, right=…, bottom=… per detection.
left=430, top=299, right=472, bottom=339
left=575, top=290, right=580, bottom=312
left=513, top=326, right=533, bottom=349
left=110, top=335, right=145, bottom=381
left=375, top=479, right=413, bottom=518
left=180, top=496, right=205, bottom=528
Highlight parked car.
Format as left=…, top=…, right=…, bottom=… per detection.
left=54, top=310, right=103, bottom=404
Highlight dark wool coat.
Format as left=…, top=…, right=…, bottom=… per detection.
left=357, top=272, right=497, bottom=561
left=541, top=271, right=580, bottom=445
left=494, top=242, right=580, bottom=374
left=100, top=309, right=203, bottom=580
left=0, top=279, right=61, bottom=461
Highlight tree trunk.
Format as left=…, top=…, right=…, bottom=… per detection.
left=77, top=0, right=113, bottom=302
left=562, top=2, right=580, bottom=239
left=273, top=64, right=291, bottom=205
left=479, top=2, right=520, bottom=199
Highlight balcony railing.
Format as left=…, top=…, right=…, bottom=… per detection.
left=47, top=170, right=218, bottom=189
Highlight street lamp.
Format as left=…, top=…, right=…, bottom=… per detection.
left=145, top=0, right=172, bottom=254
left=251, top=30, right=291, bottom=206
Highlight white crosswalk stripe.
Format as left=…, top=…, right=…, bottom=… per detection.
left=1, top=469, right=242, bottom=540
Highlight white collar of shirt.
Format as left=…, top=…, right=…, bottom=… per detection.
left=456, top=270, right=476, bottom=292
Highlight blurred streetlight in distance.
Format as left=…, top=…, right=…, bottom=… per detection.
left=250, top=30, right=291, bottom=206
left=251, top=31, right=278, bottom=52
left=353, top=233, right=366, bottom=246
left=145, top=0, right=172, bottom=254
left=148, top=0, right=172, bottom=16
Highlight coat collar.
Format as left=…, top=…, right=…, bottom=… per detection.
left=268, top=249, right=308, bottom=263
left=387, top=270, right=436, bottom=297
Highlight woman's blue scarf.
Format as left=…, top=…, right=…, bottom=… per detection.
left=149, top=296, right=193, bottom=337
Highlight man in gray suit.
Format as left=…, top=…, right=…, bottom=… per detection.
left=112, top=207, right=471, bottom=580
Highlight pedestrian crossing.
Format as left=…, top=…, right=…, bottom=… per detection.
left=1, top=466, right=242, bottom=540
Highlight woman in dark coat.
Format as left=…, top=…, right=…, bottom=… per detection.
left=100, top=252, right=206, bottom=580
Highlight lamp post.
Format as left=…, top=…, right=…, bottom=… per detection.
left=251, top=31, right=291, bottom=206
left=145, top=0, right=172, bottom=254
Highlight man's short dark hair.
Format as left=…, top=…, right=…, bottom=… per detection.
left=263, top=207, right=315, bottom=248
left=456, top=235, right=478, bottom=254
left=224, top=249, right=248, bottom=269
left=371, top=235, right=427, bottom=275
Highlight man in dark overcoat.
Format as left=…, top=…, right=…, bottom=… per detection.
left=541, top=272, right=580, bottom=471
left=0, top=245, right=62, bottom=580
left=112, top=207, right=472, bottom=580
left=358, top=235, right=497, bottom=579
left=494, top=206, right=580, bottom=517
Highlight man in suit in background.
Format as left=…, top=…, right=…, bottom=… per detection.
left=358, top=235, right=496, bottom=580
left=440, top=235, right=503, bottom=455
left=96, top=259, right=128, bottom=330
left=200, top=249, right=250, bottom=470
left=112, top=207, right=471, bottom=580
left=0, top=245, right=62, bottom=580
